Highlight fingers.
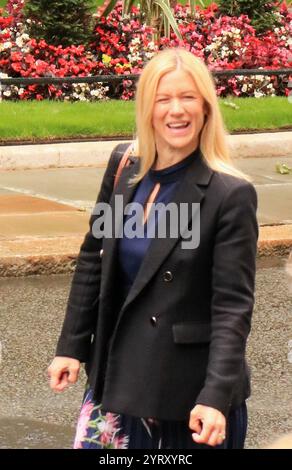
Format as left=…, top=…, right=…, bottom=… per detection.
left=51, top=370, right=69, bottom=392
left=67, top=365, right=79, bottom=384
left=190, top=417, right=202, bottom=435
left=47, top=357, right=80, bottom=392
left=189, top=404, right=226, bottom=447
left=192, top=425, right=226, bottom=447
left=192, top=423, right=212, bottom=445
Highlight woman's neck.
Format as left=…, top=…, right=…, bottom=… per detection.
left=153, top=144, right=198, bottom=170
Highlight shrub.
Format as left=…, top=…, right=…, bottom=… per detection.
left=23, top=0, right=96, bottom=46
left=218, top=0, right=281, bottom=33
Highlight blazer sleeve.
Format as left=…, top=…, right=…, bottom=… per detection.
left=195, top=180, right=259, bottom=416
left=55, top=143, right=129, bottom=362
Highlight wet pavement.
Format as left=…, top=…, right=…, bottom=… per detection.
left=0, top=257, right=291, bottom=449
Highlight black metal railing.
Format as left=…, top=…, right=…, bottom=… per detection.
left=0, top=68, right=291, bottom=86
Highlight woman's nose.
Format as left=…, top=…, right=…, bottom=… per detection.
left=169, top=99, right=184, bottom=114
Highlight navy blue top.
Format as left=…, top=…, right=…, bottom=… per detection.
left=117, top=148, right=198, bottom=300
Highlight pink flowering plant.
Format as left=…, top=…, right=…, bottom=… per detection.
left=0, top=0, right=291, bottom=101
left=74, top=387, right=129, bottom=449
left=83, top=408, right=129, bottom=449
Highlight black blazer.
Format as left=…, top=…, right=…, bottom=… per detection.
left=56, top=142, right=258, bottom=421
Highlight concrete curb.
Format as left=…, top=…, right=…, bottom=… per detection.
left=1, top=132, right=292, bottom=170
left=0, top=231, right=291, bottom=277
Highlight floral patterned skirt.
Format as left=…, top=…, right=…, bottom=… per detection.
left=73, top=384, right=248, bottom=450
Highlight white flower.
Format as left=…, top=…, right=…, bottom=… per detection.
left=254, top=91, right=264, bottom=98
left=22, top=34, right=30, bottom=41
left=145, top=52, right=155, bottom=59
left=3, top=42, right=12, bottom=50
left=3, top=90, right=12, bottom=97
left=16, top=37, right=24, bottom=47
left=90, top=89, right=101, bottom=97
left=0, top=73, right=8, bottom=79
left=241, top=84, right=248, bottom=93
left=18, top=88, right=25, bottom=95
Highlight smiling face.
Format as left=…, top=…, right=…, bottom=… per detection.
left=152, top=69, right=206, bottom=160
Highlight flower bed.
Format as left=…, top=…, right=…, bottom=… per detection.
left=0, top=0, right=291, bottom=101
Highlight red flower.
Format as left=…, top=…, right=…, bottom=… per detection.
left=11, top=51, right=22, bottom=62
left=11, top=62, right=22, bottom=72
left=71, top=65, right=80, bottom=75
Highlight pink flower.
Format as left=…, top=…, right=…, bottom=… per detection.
left=96, top=412, right=121, bottom=445
left=73, top=400, right=94, bottom=449
left=113, top=434, right=129, bottom=449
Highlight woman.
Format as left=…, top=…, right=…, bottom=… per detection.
left=48, top=48, right=258, bottom=449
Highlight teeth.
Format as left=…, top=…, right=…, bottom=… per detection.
left=168, top=123, right=188, bottom=128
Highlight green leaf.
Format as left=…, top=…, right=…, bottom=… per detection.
left=275, top=163, right=292, bottom=175
left=153, top=0, right=182, bottom=40
left=123, top=0, right=136, bottom=15
left=98, top=0, right=118, bottom=19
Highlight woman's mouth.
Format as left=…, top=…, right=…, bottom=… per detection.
left=166, top=122, right=190, bottom=134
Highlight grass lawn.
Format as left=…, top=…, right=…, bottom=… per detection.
left=0, top=97, right=291, bottom=142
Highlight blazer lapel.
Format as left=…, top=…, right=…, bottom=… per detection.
left=116, top=150, right=214, bottom=315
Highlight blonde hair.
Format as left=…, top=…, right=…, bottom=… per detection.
left=130, top=47, right=251, bottom=185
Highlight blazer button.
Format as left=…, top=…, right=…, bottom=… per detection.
left=99, top=249, right=104, bottom=258
left=150, top=316, right=157, bottom=326
left=163, top=270, right=173, bottom=282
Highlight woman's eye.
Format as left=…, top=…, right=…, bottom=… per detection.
left=183, top=96, right=195, bottom=99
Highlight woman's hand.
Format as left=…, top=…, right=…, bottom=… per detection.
left=189, top=404, right=226, bottom=447
left=47, top=356, right=80, bottom=392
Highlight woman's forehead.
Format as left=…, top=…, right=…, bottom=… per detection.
left=156, top=70, right=199, bottom=94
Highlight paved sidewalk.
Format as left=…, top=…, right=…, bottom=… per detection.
left=0, top=153, right=291, bottom=276
left=1, top=132, right=292, bottom=170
